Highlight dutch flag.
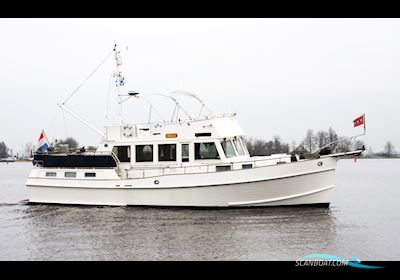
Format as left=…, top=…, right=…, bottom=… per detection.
left=37, top=130, right=49, bottom=152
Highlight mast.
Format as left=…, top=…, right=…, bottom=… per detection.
left=113, top=44, right=128, bottom=125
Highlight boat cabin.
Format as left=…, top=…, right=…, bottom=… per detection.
left=96, top=114, right=250, bottom=169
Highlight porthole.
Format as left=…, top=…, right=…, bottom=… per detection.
left=317, top=162, right=323, bottom=166
left=154, top=180, right=159, bottom=185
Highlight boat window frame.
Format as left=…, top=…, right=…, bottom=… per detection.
left=158, top=143, right=177, bottom=162
left=181, top=143, right=190, bottom=163
left=238, top=137, right=250, bottom=156
left=233, top=137, right=246, bottom=156
left=135, top=144, right=154, bottom=162
left=112, top=145, right=131, bottom=163
left=221, top=139, right=237, bottom=158
left=194, top=142, right=221, bottom=160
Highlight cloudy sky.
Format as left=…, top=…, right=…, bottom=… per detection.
left=0, top=18, right=399, bottom=154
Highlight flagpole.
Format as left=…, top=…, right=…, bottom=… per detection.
left=42, top=129, right=50, bottom=146
left=363, top=113, right=366, bottom=135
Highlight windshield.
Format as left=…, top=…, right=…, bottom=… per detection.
left=221, top=139, right=236, bottom=158
left=234, top=138, right=245, bottom=156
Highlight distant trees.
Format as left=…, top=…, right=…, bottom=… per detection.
left=316, top=130, right=328, bottom=150
left=299, top=127, right=365, bottom=153
left=302, top=127, right=342, bottom=153
left=335, top=138, right=352, bottom=153
left=353, top=140, right=365, bottom=150
left=327, top=127, right=339, bottom=144
left=303, top=129, right=316, bottom=152
left=367, top=141, right=397, bottom=158
left=245, top=136, right=289, bottom=156
left=383, top=141, right=396, bottom=157
left=245, top=138, right=266, bottom=156
left=23, top=142, right=35, bottom=158
left=271, top=135, right=289, bottom=155
left=0, top=141, right=9, bottom=158
left=290, top=141, right=297, bottom=152
left=244, top=126, right=373, bottom=158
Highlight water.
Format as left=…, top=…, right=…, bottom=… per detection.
left=0, top=159, right=399, bottom=260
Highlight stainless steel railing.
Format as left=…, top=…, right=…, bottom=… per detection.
left=124, top=154, right=293, bottom=179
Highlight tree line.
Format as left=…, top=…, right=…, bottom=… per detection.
left=245, top=127, right=397, bottom=158
left=0, top=141, right=10, bottom=158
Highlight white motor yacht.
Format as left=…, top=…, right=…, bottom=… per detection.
left=26, top=45, right=365, bottom=207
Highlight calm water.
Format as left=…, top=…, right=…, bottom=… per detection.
left=0, top=159, right=399, bottom=260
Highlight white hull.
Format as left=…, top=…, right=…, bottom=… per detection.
left=26, top=157, right=337, bottom=207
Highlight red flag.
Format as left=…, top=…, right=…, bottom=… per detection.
left=353, top=115, right=364, bottom=127
left=38, top=132, right=45, bottom=142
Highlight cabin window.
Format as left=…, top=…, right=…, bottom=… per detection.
left=46, top=172, right=56, bottom=177
left=181, top=144, right=189, bottom=162
left=195, top=132, right=212, bottom=137
left=195, top=142, right=220, bottom=160
left=85, top=172, right=96, bottom=177
left=242, top=164, right=253, bottom=169
left=112, top=145, right=131, bottom=162
left=216, top=165, right=231, bottom=172
left=234, top=138, right=245, bottom=156
left=136, top=145, right=153, bottom=162
left=221, top=139, right=236, bottom=158
left=65, top=172, right=76, bottom=178
left=158, top=144, right=176, bottom=161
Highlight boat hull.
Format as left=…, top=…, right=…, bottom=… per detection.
left=26, top=157, right=337, bottom=207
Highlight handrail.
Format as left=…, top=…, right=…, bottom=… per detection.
left=311, top=131, right=366, bottom=155
left=106, top=112, right=237, bottom=129
left=146, top=155, right=288, bottom=169
left=89, top=148, right=360, bottom=180
left=109, top=151, right=120, bottom=165
left=127, top=154, right=293, bottom=179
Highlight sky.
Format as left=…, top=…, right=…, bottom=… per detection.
left=0, top=18, right=399, bottom=155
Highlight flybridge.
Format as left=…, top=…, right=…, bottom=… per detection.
left=103, top=114, right=246, bottom=142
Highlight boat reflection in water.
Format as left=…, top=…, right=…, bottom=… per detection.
left=20, top=204, right=337, bottom=260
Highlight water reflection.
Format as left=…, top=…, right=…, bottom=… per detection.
left=19, top=204, right=337, bottom=260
